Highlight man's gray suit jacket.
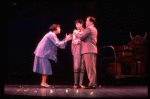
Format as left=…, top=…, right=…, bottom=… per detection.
left=77, top=26, right=98, bottom=54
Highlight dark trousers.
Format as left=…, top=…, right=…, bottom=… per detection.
left=82, top=53, right=97, bottom=86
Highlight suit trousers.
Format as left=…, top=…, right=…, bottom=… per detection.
left=82, top=53, right=97, bottom=86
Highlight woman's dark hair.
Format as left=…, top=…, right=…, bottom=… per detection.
left=49, top=24, right=60, bottom=31
left=74, top=19, right=84, bottom=25
left=87, top=16, right=96, bottom=24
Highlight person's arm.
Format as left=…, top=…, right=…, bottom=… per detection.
left=48, top=33, right=67, bottom=49
left=65, top=33, right=72, bottom=43
left=76, top=28, right=91, bottom=41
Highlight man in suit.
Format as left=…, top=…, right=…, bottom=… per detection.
left=76, top=16, right=98, bottom=89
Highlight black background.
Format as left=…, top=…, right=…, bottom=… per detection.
left=4, top=1, right=148, bottom=85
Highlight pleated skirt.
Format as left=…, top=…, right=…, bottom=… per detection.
left=33, top=56, right=52, bottom=75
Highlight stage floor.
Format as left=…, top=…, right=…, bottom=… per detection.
left=4, top=84, right=148, bottom=98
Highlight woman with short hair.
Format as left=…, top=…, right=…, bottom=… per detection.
left=33, top=24, right=72, bottom=87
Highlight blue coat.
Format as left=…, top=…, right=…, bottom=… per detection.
left=34, top=31, right=67, bottom=62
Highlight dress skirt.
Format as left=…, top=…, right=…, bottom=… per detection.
left=33, top=56, right=52, bottom=75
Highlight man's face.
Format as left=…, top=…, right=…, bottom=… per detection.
left=76, top=22, right=82, bottom=30
left=86, top=18, right=90, bottom=27
left=56, top=27, right=61, bottom=34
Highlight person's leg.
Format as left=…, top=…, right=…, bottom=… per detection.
left=83, top=54, right=97, bottom=87
left=79, top=55, right=85, bottom=88
left=41, top=74, right=50, bottom=87
left=73, top=54, right=80, bottom=88
left=73, top=45, right=81, bottom=88
left=42, top=74, right=47, bottom=84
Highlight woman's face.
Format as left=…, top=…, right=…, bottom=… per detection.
left=76, top=22, right=82, bottom=30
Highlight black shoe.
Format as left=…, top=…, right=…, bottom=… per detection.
left=85, top=86, right=96, bottom=89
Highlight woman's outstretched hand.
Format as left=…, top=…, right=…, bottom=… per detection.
left=65, top=33, right=72, bottom=42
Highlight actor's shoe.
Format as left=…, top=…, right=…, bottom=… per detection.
left=85, top=86, right=96, bottom=89
left=79, top=85, right=86, bottom=89
left=41, top=83, right=51, bottom=88
left=74, top=84, right=78, bottom=89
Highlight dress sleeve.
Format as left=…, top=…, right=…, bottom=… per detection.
left=48, top=33, right=67, bottom=49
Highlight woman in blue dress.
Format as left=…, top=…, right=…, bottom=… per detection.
left=33, top=24, right=72, bottom=87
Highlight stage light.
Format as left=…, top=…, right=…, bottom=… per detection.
left=90, top=92, right=93, bottom=95
left=50, top=89, right=53, bottom=93
left=66, top=89, right=68, bottom=93
left=76, top=89, right=78, bottom=93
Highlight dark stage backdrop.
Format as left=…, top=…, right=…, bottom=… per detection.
left=4, top=1, right=148, bottom=85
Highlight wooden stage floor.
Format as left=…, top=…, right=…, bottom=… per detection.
left=4, top=84, right=148, bottom=98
